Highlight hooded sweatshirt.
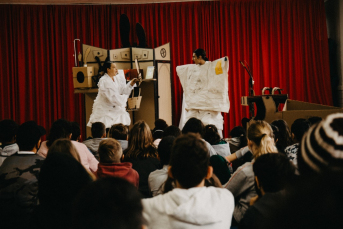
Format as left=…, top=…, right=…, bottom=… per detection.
left=142, top=186, right=234, bottom=229
left=96, top=162, right=139, bottom=188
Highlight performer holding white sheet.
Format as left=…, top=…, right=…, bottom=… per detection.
left=87, top=62, right=138, bottom=128
left=177, top=49, right=230, bottom=137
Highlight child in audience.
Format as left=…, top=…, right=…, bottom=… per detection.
left=123, top=120, right=160, bottom=198
left=142, top=133, right=234, bottom=229
left=227, top=126, right=247, bottom=154
left=225, top=120, right=277, bottom=224
left=108, top=123, right=129, bottom=151
left=37, top=119, right=98, bottom=172
left=72, top=177, right=146, bottom=229
left=239, top=153, right=296, bottom=229
left=0, top=119, right=19, bottom=166
left=83, top=122, right=107, bottom=159
left=0, top=121, right=46, bottom=229
left=48, top=138, right=81, bottom=162
left=163, top=125, right=181, bottom=138
left=152, top=119, right=168, bottom=147
left=284, top=118, right=310, bottom=167
left=148, top=136, right=175, bottom=196
left=182, top=118, right=217, bottom=156
left=271, top=119, right=293, bottom=153
left=204, top=124, right=231, bottom=157
left=70, top=121, right=81, bottom=142
left=96, top=138, right=139, bottom=187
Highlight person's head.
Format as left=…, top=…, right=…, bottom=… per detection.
left=241, top=117, right=250, bottom=132
left=152, top=119, right=168, bottom=140
left=270, top=124, right=279, bottom=144
left=298, top=113, right=343, bottom=176
left=307, top=116, right=322, bottom=126
left=247, top=120, right=277, bottom=158
left=71, top=121, right=81, bottom=141
left=125, top=120, right=157, bottom=159
left=158, top=136, right=175, bottom=166
left=16, top=121, right=46, bottom=152
left=47, top=119, right=72, bottom=148
left=38, top=153, right=92, bottom=228
left=98, top=138, right=123, bottom=163
left=163, top=125, right=181, bottom=138
left=230, top=126, right=247, bottom=148
left=182, top=118, right=205, bottom=138
left=104, top=62, right=118, bottom=77
left=91, top=122, right=106, bottom=138
left=169, top=133, right=212, bottom=189
left=291, top=119, right=311, bottom=142
left=253, top=153, right=296, bottom=195
left=204, top=124, right=221, bottom=145
left=0, top=119, right=18, bottom=144
left=193, top=48, right=208, bottom=64
left=108, top=123, right=128, bottom=140
left=271, top=119, right=292, bottom=151
left=72, top=177, right=145, bottom=229
left=47, top=138, right=81, bottom=162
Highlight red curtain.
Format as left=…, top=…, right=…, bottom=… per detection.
left=0, top=0, right=331, bottom=138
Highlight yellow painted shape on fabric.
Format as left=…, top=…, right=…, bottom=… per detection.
left=215, top=60, right=223, bottom=75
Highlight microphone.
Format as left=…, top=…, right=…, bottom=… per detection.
left=239, top=60, right=246, bottom=68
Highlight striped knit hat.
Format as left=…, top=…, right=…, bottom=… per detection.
left=300, top=113, right=343, bottom=174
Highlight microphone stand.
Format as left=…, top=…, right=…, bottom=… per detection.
left=240, top=60, right=255, bottom=118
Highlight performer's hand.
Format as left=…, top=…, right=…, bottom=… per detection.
left=130, top=78, right=140, bottom=86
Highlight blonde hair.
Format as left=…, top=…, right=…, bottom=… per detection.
left=98, top=138, right=122, bottom=163
left=47, top=138, right=81, bottom=162
left=247, top=120, right=277, bottom=158
left=124, top=120, right=158, bottom=159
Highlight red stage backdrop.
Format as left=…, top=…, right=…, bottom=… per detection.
left=0, top=0, right=331, bottom=138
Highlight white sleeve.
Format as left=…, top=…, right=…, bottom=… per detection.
left=98, top=78, right=133, bottom=107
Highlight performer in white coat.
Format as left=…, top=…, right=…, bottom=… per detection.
left=87, top=62, right=138, bottom=129
left=177, top=49, right=230, bottom=137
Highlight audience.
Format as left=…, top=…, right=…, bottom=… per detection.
left=47, top=138, right=81, bottom=162
left=284, top=118, right=310, bottom=167
left=35, top=152, right=92, bottom=229
left=148, top=136, right=175, bottom=196
left=228, top=126, right=247, bottom=154
left=83, top=122, right=107, bottom=159
left=72, top=177, right=146, bottom=229
left=225, top=120, right=277, bottom=224
left=152, top=119, right=168, bottom=147
left=271, top=119, right=293, bottom=153
left=0, top=121, right=46, bottom=229
left=182, top=117, right=217, bottom=156
left=204, top=124, right=231, bottom=157
left=96, top=138, right=139, bottom=187
left=142, top=133, right=234, bottom=229
left=0, top=119, right=19, bottom=166
left=37, top=119, right=98, bottom=172
left=239, top=153, right=296, bottom=229
left=71, top=121, right=81, bottom=141
left=163, top=125, right=181, bottom=138
left=123, top=120, right=160, bottom=198
left=108, top=123, right=129, bottom=151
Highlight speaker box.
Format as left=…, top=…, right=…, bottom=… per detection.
left=72, top=67, right=95, bottom=88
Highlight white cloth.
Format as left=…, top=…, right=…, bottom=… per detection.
left=212, top=143, right=231, bottom=158
left=87, top=73, right=134, bottom=128
left=177, top=57, right=230, bottom=137
left=142, top=186, right=234, bottom=229
left=148, top=165, right=169, bottom=197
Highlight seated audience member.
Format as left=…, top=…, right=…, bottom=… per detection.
left=182, top=117, right=217, bottom=157
left=0, top=119, right=19, bottom=166
left=96, top=138, right=139, bottom=187
left=284, top=119, right=310, bottom=167
left=152, top=119, right=168, bottom=147
left=228, top=126, right=247, bottom=154
left=37, top=119, right=98, bottom=172
left=163, top=125, right=181, bottom=138
left=148, top=136, right=175, bottom=196
left=271, top=119, right=293, bottom=153
left=47, top=138, right=81, bottom=162
left=225, top=120, right=277, bottom=224
left=307, top=116, right=322, bottom=126
left=142, top=133, right=234, bottom=229
left=35, top=152, right=93, bottom=229
left=204, top=124, right=231, bottom=157
left=108, top=123, right=129, bottom=151
left=239, top=153, right=296, bottom=229
left=83, top=122, right=107, bottom=159
left=210, top=155, right=232, bottom=185
left=0, top=121, right=46, bottom=229
left=72, top=177, right=146, bottom=229
left=71, top=121, right=81, bottom=142
left=123, top=120, right=160, bottom=198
